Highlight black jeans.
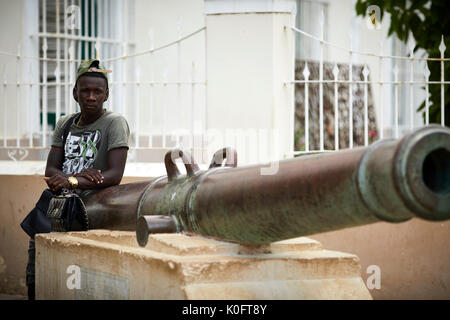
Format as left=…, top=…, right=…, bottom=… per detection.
left=26, top=238, right=35, bottom=300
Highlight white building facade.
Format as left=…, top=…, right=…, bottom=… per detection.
left=0, top=0, right=444, bottom=169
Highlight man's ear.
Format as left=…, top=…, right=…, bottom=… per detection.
left=73, top=86, right=78, bottom=102
left=104, top=87, right=109, bottom=102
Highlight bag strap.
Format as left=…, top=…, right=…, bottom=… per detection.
left=62, top=113, right=81, bottom=156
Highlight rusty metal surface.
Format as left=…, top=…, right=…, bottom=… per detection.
left=136, top=215, right=179, bottom=247
left=209, top=147, right=238, bottom=169
left=81, top=180, right=153, bottom=230
left=189, top=148, right=378, bottom=244
left=168, top=125, right=449, bottom=245
left=78, top=125, right=450, bottom=246
left=164, top=149, right=199, bottom=182
left=393, top=126, right=450, bottom=220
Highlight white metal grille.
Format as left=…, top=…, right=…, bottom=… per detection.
left=0, top=0, right=207, bottom=162
left=0, top=3, right=447, bottom=164
left=287, top=10, right=448, bottom=156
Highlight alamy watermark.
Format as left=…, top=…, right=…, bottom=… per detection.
left=366, top=264, right=381, bottom=290
left=167, top=124, right=283, bottom=176
left=66, top=264, right=81, bottom=290
left=65, top=5, right=81, bottom=30
left=365, top=5, right=381, bottom=30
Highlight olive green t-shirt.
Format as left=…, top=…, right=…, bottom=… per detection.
left=52, top=109, right=130, bottom=175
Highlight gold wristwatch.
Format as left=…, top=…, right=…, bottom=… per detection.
left=67, top=176, right=79, bottom=190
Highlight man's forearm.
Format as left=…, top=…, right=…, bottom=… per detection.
left=45, top=146, right=66, bottom=178
left=45, top=167, right=68, bottom=178
left=76, top=169, right=123, bottom=190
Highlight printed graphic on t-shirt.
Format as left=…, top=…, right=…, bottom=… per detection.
left=62, top=130, right=102, bottom=174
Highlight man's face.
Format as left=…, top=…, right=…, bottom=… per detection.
left=73, top=75, right=109, bottom=116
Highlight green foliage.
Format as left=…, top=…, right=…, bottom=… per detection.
left=355, top=0, right=449, bottom=126
left=294, top=128, right=305, bottom=156
left=294, top=127, right=304, bottom=146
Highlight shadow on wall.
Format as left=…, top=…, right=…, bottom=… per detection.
left=312, top=218, right=450, bottom=300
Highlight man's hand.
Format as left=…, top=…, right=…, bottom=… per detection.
left=43, top=147, right=128, bottom=191
left=75, top=168, right=104, bottom=184
left=44, top=174, right=71, bottom=192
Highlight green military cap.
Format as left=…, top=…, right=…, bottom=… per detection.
left=76, top=59, right=111, bottom=82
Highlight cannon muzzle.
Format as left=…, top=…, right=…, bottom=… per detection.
left=81, top=125, right=450, bottom=246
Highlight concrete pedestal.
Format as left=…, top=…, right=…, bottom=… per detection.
left=35, top=230, right=372, bottom=299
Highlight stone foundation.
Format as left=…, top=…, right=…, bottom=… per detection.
left=35, top=230, right=372, bottom=300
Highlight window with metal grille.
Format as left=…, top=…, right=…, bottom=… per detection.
left=37, top=0, right=132, bottom=136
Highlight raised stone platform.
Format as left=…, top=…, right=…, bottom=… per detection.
left=35, top=230, right=372, bottom=300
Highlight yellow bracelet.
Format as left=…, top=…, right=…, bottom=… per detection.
left=67, top=176, right=79, bottom=189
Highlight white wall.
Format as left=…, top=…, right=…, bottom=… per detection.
left=132, top=0, right=206, bottom=150
left=301, top=0, right=427, bottom=136
left=205, top=9, right=296, bottom=164
left=132, top=0, right=298, bottom=165
left=0, top=0, right=39, bottom=141
left=327, top=0, right=392, bottom=135
left=1, top=0, right=429, bottom=163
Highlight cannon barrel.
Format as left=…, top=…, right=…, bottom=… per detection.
left=81, top=125, right=450, bottom=246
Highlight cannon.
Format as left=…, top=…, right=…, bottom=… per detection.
left=80, top=125, right=450, bottom=247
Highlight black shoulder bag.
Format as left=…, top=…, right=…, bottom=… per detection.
left=46, top=191, right=89, bottom=232
left=46, top=112, right=89, bottom=232
left=20, top=113, right=89, bottom=237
